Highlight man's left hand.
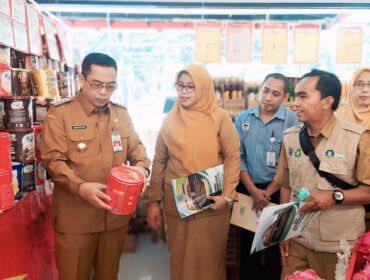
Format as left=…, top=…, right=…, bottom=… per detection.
left=299, top=191, right=336, bottom=214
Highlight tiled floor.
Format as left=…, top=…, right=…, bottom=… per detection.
left=118, top=234, right=170, bottom=280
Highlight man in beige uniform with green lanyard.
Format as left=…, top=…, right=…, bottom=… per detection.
left=41, top=53, right=150, bottom=280
left=274, top=69, right=370, bottom=280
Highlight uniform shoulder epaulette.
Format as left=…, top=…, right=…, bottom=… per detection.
left=338, top=119, right=368, bottom=134
left=284, top=125, right=302, bottom=134
left=53, top=98, right=72, bottom=106
left=109, top=101, right=127, bottom=109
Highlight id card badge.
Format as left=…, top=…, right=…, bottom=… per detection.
left=266, top=151, right=276, bottom=167
left=111, top=132, right=123, bottom=152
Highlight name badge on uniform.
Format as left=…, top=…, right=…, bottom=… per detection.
left=242, top=122, right=250, bottom=131
left=111, top=131, right=123, bottom=152
left=266, top=151, right=276, bottom=167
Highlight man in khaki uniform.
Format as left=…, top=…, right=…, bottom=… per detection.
left=274, top=69, right=370, bottom=280
left=41, top=53, right=150, bottom=280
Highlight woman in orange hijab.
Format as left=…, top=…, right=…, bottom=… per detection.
left=146, top=65, right=240, bottom=280
left=337, top=67, right=370, bottom=128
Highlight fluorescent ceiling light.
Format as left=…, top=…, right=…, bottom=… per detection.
left=38, top=5, right=370, bottom=15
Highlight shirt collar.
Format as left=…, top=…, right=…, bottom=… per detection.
left=307, top=115, right=336, bottom=138
left=253, top=105, right=286, bottom=121
left=76, top=91, right=110, bottom=116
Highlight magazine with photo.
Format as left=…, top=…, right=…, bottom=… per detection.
left=251, top=201, right=318, bottom=253
left=172, top=164, right=224, bottom=218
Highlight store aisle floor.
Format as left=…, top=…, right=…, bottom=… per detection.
left=118, top=234, right=170, bottom=280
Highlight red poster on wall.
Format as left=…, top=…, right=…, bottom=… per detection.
left=293, top=24, right=320, bottom=64
left=226, top=23, right=253, bottom=63
left=195, top=22, right=222, bottom=63
left=262, top=23, right=288, bottom=64
left=41, top=13, right=60, bottom=61
left=27, top=5, right=42, bottom=56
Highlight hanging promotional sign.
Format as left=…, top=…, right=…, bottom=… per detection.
left=55, top=22, right=75, bottom=66
left=195, top=22, right=222, bottom=63
left=262, top=23, right=288, bottom=63
left=0, top=0, right=11, bottom=16
left=27, top=5, right=42, bottom=56
left=11, top=0, right=26, bottom=24
left=226, top=23, right=253, bottom=63
left=293, top=24, right=320, bottom=64
left=13, top=21, right=29, bottom=53
left=0, top=13, right=15, bottom=48
left=336, top=26, right=362, bottom=64
left=41, top=13, right=60, bottom=61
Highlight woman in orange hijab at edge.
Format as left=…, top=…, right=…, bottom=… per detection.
left=336, top=67, right=370, bottom=128
left=146, top=65, right=240, bottom=280
left=336, top=67, right=370, bottom=228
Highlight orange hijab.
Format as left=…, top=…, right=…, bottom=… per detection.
left=337, top=67, right=370, bottom=128
left=162, top=64, right=219, bottom=174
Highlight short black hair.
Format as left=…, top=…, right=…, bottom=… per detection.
left=261, top=73, right=290, bottom=94
left=301, top=69, right=341, bottom=111
left=81, top=53, right=117, bottom=76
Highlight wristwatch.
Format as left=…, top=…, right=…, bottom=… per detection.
left=222, top=196, right=235, bottom=207
left=332, top=190, right=344, bottom=204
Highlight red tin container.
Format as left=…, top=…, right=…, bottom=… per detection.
left=0, top=132, right=11, bottom=171
left=33, top=124, right=42, bottom=161
left=1, top=96, right=32, bottom=128
left=0, top=67, right=12, bottom=97
left=6, top=128, right=34, bottom=163
left=105, top=166, right=144, bottom=215
left=0, top=169, right=14, bottom=210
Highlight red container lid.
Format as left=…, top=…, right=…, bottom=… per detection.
left=110, top=166, right=144, bottom=185
left=0, top=132, right=10, bottom=138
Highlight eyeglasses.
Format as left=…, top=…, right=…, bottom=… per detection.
left=354, top=82, right=370, bottom=89
left=85, top=78, right=117, bottom=93
left=175, top=83, right=195, bottom=93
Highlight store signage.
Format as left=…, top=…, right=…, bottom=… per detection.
left=195, top=22, right=221, bottom=63
left=27, top=5, right=42, bottom=56
left=55, top=22, right=74, bottom=66
left=0, top=0, right=11, bottom=16
left=226, top=23, right=253, bottom=63
left=336, top=26, right=362, bottom=64
left=262, top=23, right=288, bottom=64
left=293, top=24, right=320, bottom=64
left=0, top=13, right=14, bottom=48
left=41, top=13, right=60, bottom=61
left=11, top=0, right=26, bottom=24
left=13, top=21, right=29, bottom=53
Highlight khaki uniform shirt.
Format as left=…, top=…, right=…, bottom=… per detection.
left=275, top=116, right=370, bottom=252
left=41, top=92, right=150, bottom=234
left=275, top=116, right=370, bottom=190
left=147, top=108, right=240, bottom=217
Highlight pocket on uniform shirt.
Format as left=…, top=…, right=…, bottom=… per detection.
left=319, top=206, right=364, bottom=242
left=67, top=129, right=97, bottom=158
